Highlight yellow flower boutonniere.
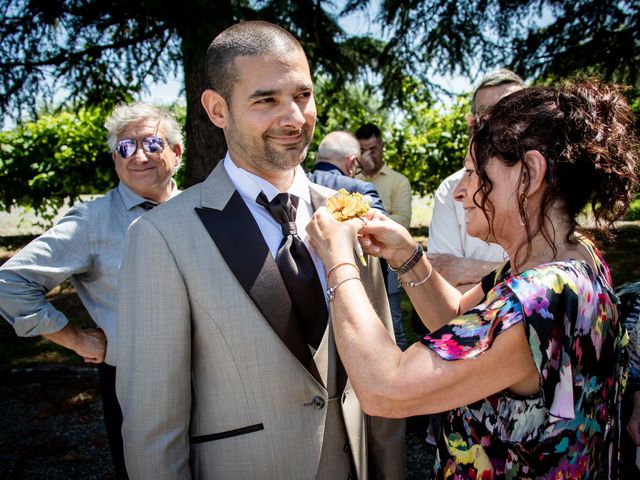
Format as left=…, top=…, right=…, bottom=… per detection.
left=326, top=189, right=370, bottom=266
left=326, top=189, right=370, bottom=221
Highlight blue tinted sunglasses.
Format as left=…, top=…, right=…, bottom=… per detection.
left=116, top=136, right=165, bottom=159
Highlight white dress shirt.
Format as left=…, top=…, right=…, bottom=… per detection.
left=223, top=154, right=328, bottom=294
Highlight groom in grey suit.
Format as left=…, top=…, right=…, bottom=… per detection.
left=116, top=21, right=405, bottom=479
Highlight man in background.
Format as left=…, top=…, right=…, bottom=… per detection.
left=0, top=102, right=183, bottom=479
left=307, top=130, right=385, bottom=212
left=356, top=123, right=411, bottom=350
left=428, top=68, right=525, bottom=291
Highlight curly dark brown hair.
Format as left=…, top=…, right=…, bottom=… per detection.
left=470, top=80, right=639, bottom=260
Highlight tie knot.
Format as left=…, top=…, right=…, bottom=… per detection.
left=257, top=192, right=300, bottom=236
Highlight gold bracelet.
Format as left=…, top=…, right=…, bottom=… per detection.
left=325, top=277, right=361, bottom=302
left=326, top=262, right=359, bottom=281
left=399, top=260, right=433, bottom=288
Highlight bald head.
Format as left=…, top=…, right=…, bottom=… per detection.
left=316, top=131, right=362, bottom=177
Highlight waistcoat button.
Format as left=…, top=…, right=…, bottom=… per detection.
left=312, top=396, right=325, bottom=410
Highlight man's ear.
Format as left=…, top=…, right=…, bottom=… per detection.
left=172, top=144, right=183, bottom=167
left=465, top=114, right=475, bottom=127
left=345, top=155, right=357, bottom=177
left=522, top=150, right=547, bottom=195
left=201, top=89, right=228, bottom=129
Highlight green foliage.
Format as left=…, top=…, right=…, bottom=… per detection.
left=3, top=0, right=637, bottom=188
left=164, top=103, right=187, bottom=188
left=625, top=198, right=640, bottom=221
left=311, top=76, right=470, bottom=196
left=0, top=106, right=116, bottom=225
left=0, top=77, right=468, bottom=224
left=309, top=76, right=390, bottom=169
left=385, top=81, right=471, bottom=196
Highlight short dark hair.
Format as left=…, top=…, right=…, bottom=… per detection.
left=355, top=123, right=382, bottom=141
left=204, top=21, right=304, bottom=102
left=471, top=68, right=525, bottom=115
left=470, top=81, right=638, bottom=264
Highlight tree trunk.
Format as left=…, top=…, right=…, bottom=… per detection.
left=179, top=12, right=233, bottom=187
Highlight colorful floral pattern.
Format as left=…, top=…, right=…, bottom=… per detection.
left=422, top=239, right=626, bottom=479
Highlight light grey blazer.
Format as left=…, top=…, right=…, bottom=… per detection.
left=116, top=162, right=405, bottom=479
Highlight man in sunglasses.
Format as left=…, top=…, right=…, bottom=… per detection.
left=116, top=21, right=404, bottom=480
left=307, top=130, right=386, bottom=213
left=0, top=102, right=182, bottom=479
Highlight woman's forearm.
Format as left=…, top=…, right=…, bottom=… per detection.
left=391, top=252, right=485, bottom=332
left=327, top=268, right=405, bottom=412
left=397, top=255, right=462, bottom=331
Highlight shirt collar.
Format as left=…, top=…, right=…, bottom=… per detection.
left=117, top=179, right=180, bottom=211
left=223, top=152, right=311, bottom=204
left=365, top=162, right=388, bottom=180
left=313, top=162, right=343, bottom=175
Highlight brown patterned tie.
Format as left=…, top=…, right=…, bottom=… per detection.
left=257, top=192, right=328, bottom=349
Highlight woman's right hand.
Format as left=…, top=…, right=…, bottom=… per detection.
left=359, top=209, right=418, bottom=267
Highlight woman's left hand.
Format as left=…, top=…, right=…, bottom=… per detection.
left=307, top=207, right=362, bottom=267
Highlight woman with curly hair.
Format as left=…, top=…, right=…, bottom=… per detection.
left=307, top=81, right=638, bottom=479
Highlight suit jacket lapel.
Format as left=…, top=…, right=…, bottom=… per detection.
left=309, top=185, right=326, bottom=213
left=308, top=184, right=348, bottom=392
left=195, top=164, right=322, bottom=385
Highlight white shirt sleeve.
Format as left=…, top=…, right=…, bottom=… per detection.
left=428, top=171, right=465, bottom=256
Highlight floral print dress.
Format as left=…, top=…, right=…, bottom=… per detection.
left=422, top=239, right=626, bottom=479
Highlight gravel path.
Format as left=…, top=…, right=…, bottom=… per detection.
left=0, top=365, right=434, bottom=479
left=0, top=366, right=114, bottom=479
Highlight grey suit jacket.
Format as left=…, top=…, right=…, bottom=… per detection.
left=116, top=162, right=405, bottom=479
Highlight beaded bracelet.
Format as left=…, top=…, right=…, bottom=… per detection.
left=388, top=243, right=424, bottom=275
left=326, top=262, right=359, bottom=281
left=325, top=277, right=361, bottom=302
left=399, top=260, right=433, bottom=288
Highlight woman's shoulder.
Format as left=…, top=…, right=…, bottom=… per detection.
left=505, top=249, right=609, bottom=298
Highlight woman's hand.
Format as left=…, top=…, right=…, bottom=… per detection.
left=307, top=207, right=361, bottom=267
left=358, top=209, right=417, bottom=267
left=307, top=207, right=417, bottom=269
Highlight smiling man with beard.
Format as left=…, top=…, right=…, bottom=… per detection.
left=115, top=21, right=405, bottom=480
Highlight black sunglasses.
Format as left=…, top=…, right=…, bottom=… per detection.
left=354, top=159, right=363, bottom=175
left=116, top=136, right=166, bottom=159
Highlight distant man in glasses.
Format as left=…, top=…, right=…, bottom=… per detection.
left=307, top=130, right=385, bottom=212
left=355, top=123, right=412, bottom=350
left=427, top=69, right=524, bottom=292
left=0, top=102, right=182, bottom=479
left=116, top=21, right=404, bottom=480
